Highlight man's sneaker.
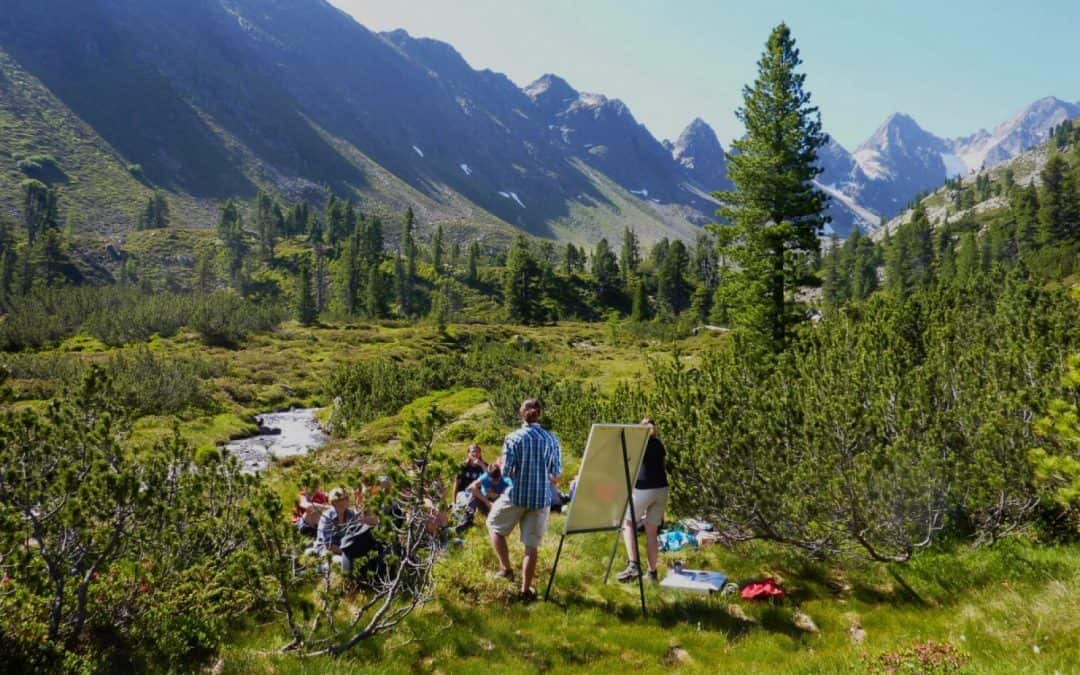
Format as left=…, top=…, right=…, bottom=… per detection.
left=616, top=561, right=641, bottom=582
left=646, top=569, right=659, bottom=582
left=490, top=568, right=514, bottom=582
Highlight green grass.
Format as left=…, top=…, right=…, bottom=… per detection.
left=203, top=323, right=1079, bottom=674
left=8, top=320, right=1079, bottom=673
left=219, top=518, right=1080, bottom=674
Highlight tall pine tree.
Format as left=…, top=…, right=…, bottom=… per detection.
left=713, top=23, right=829, bottom=348
left=503, top=235, right=544, bottom=324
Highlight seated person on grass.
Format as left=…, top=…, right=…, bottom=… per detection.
left=453, top=444, right=488, bottom=497
left=468, top=462, right=513, bottom=516
left=292, top=480, right=329, bottom=536
left=315, top=487, right=381, bottom=577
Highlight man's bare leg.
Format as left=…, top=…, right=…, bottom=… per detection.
left=491, top=530, right=512, bottom=574
left=522, top=545, right=539, bottom=592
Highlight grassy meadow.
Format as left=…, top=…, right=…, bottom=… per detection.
left=6, top=318, right=1075, bottom=673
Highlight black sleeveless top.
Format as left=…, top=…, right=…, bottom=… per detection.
left=635, top=437, right=668, bottom=489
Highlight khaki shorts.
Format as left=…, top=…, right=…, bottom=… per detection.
left=487, top=495, right=549, bottom=549
left=626, top=487, right=669, bottom=527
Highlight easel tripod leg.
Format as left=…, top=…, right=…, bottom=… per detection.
left=603, top=527, right=621, bottom=584
left=544, top=534, right=566, bottom=602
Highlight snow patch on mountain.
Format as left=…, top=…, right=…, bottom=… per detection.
left=412, top=145, right=424, bottom=158
left=629, top=188, right=649, bottom=197
left=852, top=149, right=890, bottom=180
left=459, top=163, right=472, bottom=176
left=815, top=181, right=882, bottom=230
left=498, top=191, right=526, bottom=208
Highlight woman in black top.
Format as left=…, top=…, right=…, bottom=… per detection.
left=453, top=444, right=488, bottom=496
left=617, top=418, right=669, bottom=582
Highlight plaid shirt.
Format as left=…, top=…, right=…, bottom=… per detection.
left=316, top=507, right=360, bottom=554
left=503, top=422, right=562, bottom=510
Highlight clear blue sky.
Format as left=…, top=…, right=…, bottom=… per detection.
left=331, top=0, right=1079, bottom=151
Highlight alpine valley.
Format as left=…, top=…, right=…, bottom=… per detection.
left=0, top=0, right=1077, bottom=244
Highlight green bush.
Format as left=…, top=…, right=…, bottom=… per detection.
left=0, top=369, right=277, bottom=671
left=189, top=290, right=284, bottom=348
left=653, top=275, right=1080, bottom=560
left=105, top=346, right=218, bottom=416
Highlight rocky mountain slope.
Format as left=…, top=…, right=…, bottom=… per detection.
left=0, top=0, right=1073, bottom=244
left=821, top=97, right=1079, bottom=235
left=0, top=0, right=731, bottom=246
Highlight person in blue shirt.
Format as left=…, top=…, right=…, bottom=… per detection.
left=468, top=461, right=512, bottom=515
left=486, top=399, right=562, bottom=603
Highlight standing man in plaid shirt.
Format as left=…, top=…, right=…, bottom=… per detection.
left=487, top=398, right=562, bottom=602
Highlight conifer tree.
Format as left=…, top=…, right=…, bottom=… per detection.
left=649, top=238, right=670, bottom=270
left=139, top=191, right=170, bottom=230
left=0, top=216, right=14, bottom=296
left=619, top=227, right=640, bottom=290
left=503, top=234, right=544, bottom=324
left=194, top=250, right=216, bottom=295
left=656, top=239, right=691, bottom=316
left=394, top=254, right=411, bottom=316
left=36, top=227, right=69, bottom=287
left=340, top=235, right=361, bottom=315
left=325, top=195, right=349, bottom=249
left=218, top=199, right=247, bottom=284
left=403, top=207, right=417, bottom=279
left=1013, top=183, right=1040, bottom=255
left=630, top=278, right=650, bottom=321
left=297, top=259, right=318, bottom=326
left=429, top=278, right=455, bottom=330
left=449, top=240, right=461, bottom=273
left=254, top=191, right=277, bottom=259
left=536, top=240, right=557, bottom=269
left=692, top=230, right=719, bottom=289
left=562, top=242, right=577, bottom=276
left=821, top=234, right=843, bottom=305
left=713, top=23, right=829, bottom=348
left=0, top=247, right=14, bottom=296
left=361, top=216, right=384, bottom=269
left=885, top=203, right=934, bottom=297
left=591, top=238, right=620, bottom=307
left=466, top=241, right=480, bottom=283
left=689, top=283, right=712, bottom=322
left=21, top=179, right=58, bottom=245
left=365, top=264, right=385, bottom=318
left=1038, top=152, right=1079, bottom=244
left=432, top=224, right=444, bottom=274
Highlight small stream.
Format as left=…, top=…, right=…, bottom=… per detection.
left=225, top=408, right=329, bottom=473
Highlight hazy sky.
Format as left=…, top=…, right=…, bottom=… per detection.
left=330, top=0, right=1079, bottom=151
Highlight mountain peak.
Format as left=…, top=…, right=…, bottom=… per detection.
left=672, top=117, right=728, bottom=191
left=381, top=29, right=473, bottom=74
left=523, top=73, right=578, bottom=103
left=878, top=112, right=927, bottom=135
left=857, top=112, right=943, bottom=156
left=674, top=118, right=721, bottom=156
